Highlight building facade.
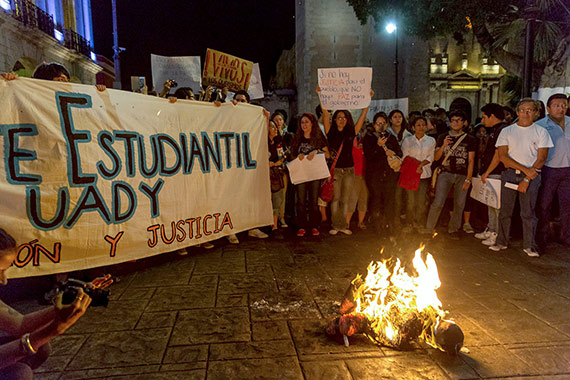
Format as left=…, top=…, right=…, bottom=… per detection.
left=295, top=0, right=506, bottom=124
left=0, top=0, right=102, bottom=83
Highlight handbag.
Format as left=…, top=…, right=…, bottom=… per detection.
left=385, top=149, right=403, bottom=172
left=320, top=142, right=344, bottom=202
left=430, top=133, right=467, bottom=189
left=270, top=166, right=284, bottom=192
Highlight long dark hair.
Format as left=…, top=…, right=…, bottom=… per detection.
left=388, top=109, right=409, bottom=141
left=32, top=62, right=70, bottom=81
left=331, top=110, right=355, bottom=136
left=290, top=113, right=326, bottom=155
left=0, top=228, right=16, bottom=253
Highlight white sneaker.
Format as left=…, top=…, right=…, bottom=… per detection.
left=279, top=217, right=288, bottom=228
left=463, top=223, right=475, bottom=234
left=482, top=232, right=498, bottom=246
left=227, top=234, right=239, bottom=244
left=248, top=229, right=268, bottom=239
left=329, top=229, right=339, bottom=235
left=340, top=228, right=353, bottom=236
left=489, top=244, right=507, bottom=251
left=474, top=228, right=491, bottom=239
left=176, top=248, right=188, bottom=256
left=523, top=248, right=540, bottom=257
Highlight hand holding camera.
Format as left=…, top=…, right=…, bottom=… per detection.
left=53, top=287, right=91, bottom=335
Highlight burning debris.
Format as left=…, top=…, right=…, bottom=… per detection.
left=326, top=246, right=464, bottom=355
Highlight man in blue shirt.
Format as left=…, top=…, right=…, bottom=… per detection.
left=536, top=94, right=570, bottom=249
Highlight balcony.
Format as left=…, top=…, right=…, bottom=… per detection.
left=6, top=0, right=92, bottom=59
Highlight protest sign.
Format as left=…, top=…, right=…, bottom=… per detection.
left=286, top=154, right=330, bottom=185
left=369, top=98, right=409, bottom=117
left=150, top=54, right=202, bottom=93
left=202, top=48, right=254, bottom=92
left=0, top=78, right=272, bottom=278
left=470, top=177, right=501, bottom=209
left=317, top=67, right=372, bottom=110
left=226, top=63, right=264, bottom=101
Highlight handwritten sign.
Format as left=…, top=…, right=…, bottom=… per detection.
left=470, top=177, right=501, bottom=209
left=317, top=67, right=372, bottom=110
left=202, top=48, right=253, bottom=92
left=369, top=98, right=409, bottom=118
left=226, top=63, right=264, bottom=101
left=286, top=154, right=330, bottom=185
left=0, top=78, right=272, bottom=278
left=151, top=54, right=202, bottom=92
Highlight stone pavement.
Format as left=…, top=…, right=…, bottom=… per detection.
left=7, top=227, right=570, bottom=379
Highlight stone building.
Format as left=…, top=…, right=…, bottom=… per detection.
left=0, top=0, right=102, bottom=84
left=294, top=0, right=506, bottom=124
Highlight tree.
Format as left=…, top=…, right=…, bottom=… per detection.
left=346, top=0, right=570, bottom=89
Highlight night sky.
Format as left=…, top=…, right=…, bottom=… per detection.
left=92, top=0, right=296, bottom=90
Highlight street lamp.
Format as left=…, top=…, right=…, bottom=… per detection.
left=386, top=22, right=398, bottom=98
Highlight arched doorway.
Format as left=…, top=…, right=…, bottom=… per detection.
left=449, top=97, right=472, bottom=125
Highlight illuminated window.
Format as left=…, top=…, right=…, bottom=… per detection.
left=461, top=53, right=468, bottom=70
left=54, top=29, right=64, bottom=42
left=430, top=54, right=448, bottom=74
left=0, top=0, right=10, bottom=11
left=482, top=56, right=500, bottom=74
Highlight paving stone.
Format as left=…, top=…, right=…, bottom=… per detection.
left=300, top=360, right=353, bottom=380
left=66, top=299, right=147, bottom=334
left=427, top=349, right=481, bottom=379
left=146, top=285, right=216, bottom=311
left=250, top=293, right=321, bottom=321
left=33, top=355, right=72, bottom=373
left=66, top=329, right=170, bottom=369
left=207, top=357, right=304, bottom=380
left=32, top=373, right=61, bottom=380
left=218, top=273, right=277, bottom=294
left=163, top=345, right=208, bottom=363
left=345, top=355, right=448, bottom=379
left=510, top=346, right=570, bottom=375
left=131, top=264, right=194, bottom=287
left=159, top=362, right=207, bottom=371
left=50, top=335, right=87, bottom=356
left=209, top=340, right=296, bottom=360
left=135, top=311, right=177, bottom=329
left=508, top=293, right=570, bottom=325
left=58, top=365, right=161, bottom=380
left=452, top=313, right=501, bottom=347
left=216, top=293, right=248, bottom=307
left=170, top=308, right=250, bottom=345
left=106, top=371, right=205, bottom=380
left=460, top=345, right=533, bottom=378
left=117, top=286, right=155, bottom=300
left=194, top=253, right=245, bottom=274
left=251, top=320, right=291, bottom=341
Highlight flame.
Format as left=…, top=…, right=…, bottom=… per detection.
left=351, top=245, right=447, bottom=350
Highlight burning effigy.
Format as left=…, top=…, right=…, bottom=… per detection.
left=326, top=246, right=464, bottom=355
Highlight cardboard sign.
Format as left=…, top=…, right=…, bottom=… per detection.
left=369, top=98, right=409, bottom=118
left=150, top=54, right=202, bottom=93
left=317, top=67, right=372, bottom=110
left=286, top=154, right=330, bottom=185
left=0, top=78, right=272, bottom=277
left=470, top=177, right=501, bottom=209
left=202, top=48, right=253, bottom=92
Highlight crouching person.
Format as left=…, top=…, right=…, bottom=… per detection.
left=0, top=228, right=108, bottom=379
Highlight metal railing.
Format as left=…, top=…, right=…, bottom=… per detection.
left=10, top=0, right=92, bottom=59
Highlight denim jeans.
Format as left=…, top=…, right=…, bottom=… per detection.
left=331, top=167, right=354, bottom=230
left=537, top=166, right=570, bottom=245
left=496, top=168, right=541, bottom=250
left=425, top=171, right=468, bottom=233
left=406, top=179, right=429, bottom=226
left=486, top=174, right=501, bottom=233
left=296, top=179, right=320, bottom=230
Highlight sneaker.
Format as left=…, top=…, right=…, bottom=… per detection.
left=312, top=228, right=320, bottom=236
left=329, top=229, right=339, bottom=235
left=481, top=232, right=498, bottom=246
left=358, top=222, right=367, bottom=230
left=297, top=228, right=306, bottom=237
left=523, top=247, right=540, bottom=257
left=489, top=244, right=507, bottom=251
left=227, top=234, right=239, bottom=244
left=448, top=231, right=460, bottom=240
left=202, top=242, right=215, bottom=249
left=248, top=228, right=269, bottom=239
left=463, top=223, right=475, bottom=234
left=339, top=228, right=353, bottom=235
left=279, top=217, right=288, bottom=228
left=474, top=228, right=491, bottom=239
left=176, top=248, right=188, bottom=256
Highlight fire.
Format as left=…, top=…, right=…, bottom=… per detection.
left=350, top=245, right=447, bottom=351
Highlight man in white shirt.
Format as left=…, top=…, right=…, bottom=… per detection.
left=535, top=94, right=570, bottom=249
left=490, top=98, right=553, bottom=257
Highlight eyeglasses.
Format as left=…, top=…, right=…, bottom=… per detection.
left=518, top=108, right=535, bottom=114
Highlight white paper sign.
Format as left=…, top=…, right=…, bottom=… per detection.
left=369, top=98, right=409, bottom=118
left=226, top=63, right=264, bottom=101
left=286, top=154, right=330, bottom=185
left=470, top=178, right=501, bottom=209
left=317, top=67, right=372, bottom=110
left=151, top=54, right=201, bottom=92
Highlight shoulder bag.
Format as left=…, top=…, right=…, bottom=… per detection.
left=430, top=133, right=467, bottom=189
left=320, top=142, right=343, bottom=202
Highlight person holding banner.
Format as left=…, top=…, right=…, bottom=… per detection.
left=0, top=229, right=112, bottom=379
left=363, top=112, right=402, bottom=235
left=289, top=113, right=329, bottom=237
left=320, top=89, right=372, bottom=236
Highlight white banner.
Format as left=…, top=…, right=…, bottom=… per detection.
left=286, top=154, right=330, bottom=185
left=470, top=177, right=501, bottom=209
left=317, top=67, right=372, bottom=110
left=0, top=78, right=272, bottom=278
left=369, top=98, right=409, bottom=118
left=151, top=54, right=202, bottom=93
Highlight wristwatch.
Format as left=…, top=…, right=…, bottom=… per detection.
left=523, top=177, right=530, bottom=183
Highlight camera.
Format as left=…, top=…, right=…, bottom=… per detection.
left=167, top=79, right=178, bottom=88
left=59, top=279, right=110, bottom=307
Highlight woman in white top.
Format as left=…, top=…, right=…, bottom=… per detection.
left=401, top=116, right=436, bottom=229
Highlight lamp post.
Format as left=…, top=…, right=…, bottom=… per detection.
left=112, top=0, right=123, bottom=89
left=386, top=22, right=398, bottom=98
